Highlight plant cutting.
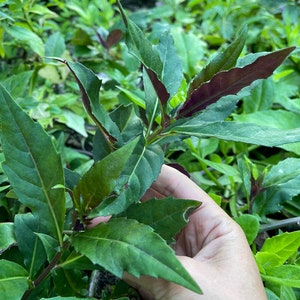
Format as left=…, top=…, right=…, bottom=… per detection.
left=0, top=1, right=299, bottom=299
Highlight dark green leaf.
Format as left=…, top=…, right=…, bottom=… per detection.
left=253, top=175, right=300, bottom=216
left=52, top=268, right=88, bottom=297
left=72, top=218, right=201, bottom=294
left=35, top=233, right=59, bottom=262
left=118, top=2, right=163, bottom=76
left=65, top=60, right=121, bottom=142
left=0, top=84, right=65, bottom=244
left=0, top=259, right=29, bottom=300
left=187, top=25, right=247, bottom=97
left=14, top=214, right=49, bottom=278
left=177, top=47, right=295, bottom=118
left=91, top=137, right=164, bottom=216
left=110, top=104, right=144, bottom=144
left=74, top=138, right=138, bottom=213
left=120, top=197, right=200, bottom=243
left=0, top=223, right=16, bottom=254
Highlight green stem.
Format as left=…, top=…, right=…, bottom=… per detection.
left=21, top=242, right=69, bottom=300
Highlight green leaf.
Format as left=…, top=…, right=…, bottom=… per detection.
left=14, top=214, right=49, bottom=278
left=156, top=31, right=183, bottom=100
left=52, top=268, right=88, bottom=297
left=259, top=231, right=300, bottom=266
left=0, top=84, right=65, bottom=245
left=0, top=223, right=16, bottom=254
left=234, top=110, right=300, bottom=154
left=187, top=25, right=247, bottom=97
left=74, top=138, right=138, bottom=213
left=167, top=120, right=300, bottom=147
left=35, top=233, right=59, bottom=262
left=119, top=3, right=162, bottom=77
left=263, top=158, right=300, bottom=187
left=72, top=218, right=201, bottom=294
left=170, top=26, right=205, bottom=76
left=45, top=32, right=66, bottom=58
left=5, top=25, right=44, bottom=57
left=2, top=71, right=33, bottom=100
left=253, top=175, right=300, bottom=216
left=91, top=137, right=164, bottom=216
left=120, top=197, right=201, bottom=243
left=280, top=286, right=297, bottom=300
left=64, top=60, right=121, bottom=142
left=242, top=78, right=274, bottom=113
left=0, top=260, right=29, bottom=300
left=234, top=214, right=259, bottom=245
left=110, top=104, right=144, bottom=144
left=262, top=265, right=300, bottom=288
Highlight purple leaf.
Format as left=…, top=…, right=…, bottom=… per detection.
left=177, top=47, right=295, bottom=118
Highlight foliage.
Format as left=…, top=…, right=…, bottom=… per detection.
left=0, top=0, right=300, bottom=299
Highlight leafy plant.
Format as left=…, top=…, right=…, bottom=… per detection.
left=0, top=0, right=300, bottom=299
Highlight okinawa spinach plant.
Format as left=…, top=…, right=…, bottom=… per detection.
left=0, top=2, right=298, bottom=299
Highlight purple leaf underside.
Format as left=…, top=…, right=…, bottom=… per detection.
left=177, top=47, right=295, bottom=118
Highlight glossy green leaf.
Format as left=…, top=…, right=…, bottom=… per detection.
left=260, top=231, right=300, bottom=265
left=263, top=158, right=300, bottom=187
left=0, top=223, right=16, bottom=254
left=0, top=260, right=29, bottom=300
left=167, top=120, right=300, bottom=147
left=120, top=197, right=201, bottom=242
left=91, top=137, right=164, bottom=216
left=0, top=84, right=65, bottom=245
left=72, top=218, right=201, bottom=294
left=65, top=60, right=121, bottom=142
left=14, top=214, right=49, bottom=278
left=74, top=138, right=138, bottom=213
left=262, top=265, right=300, bottom=288
left=187, top=25, right=247, bottom=97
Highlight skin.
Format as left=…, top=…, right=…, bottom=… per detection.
left=124, top=165, right=267, bottom=300
left=91, top=165, right=267, bottom=300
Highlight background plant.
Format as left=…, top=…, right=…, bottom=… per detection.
left=0, top=0, right=300, bottom=299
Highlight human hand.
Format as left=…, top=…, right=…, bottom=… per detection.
left=125, top=165, right=267, bottom=300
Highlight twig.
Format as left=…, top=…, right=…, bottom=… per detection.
left=259, top=217, right=300, bottom=233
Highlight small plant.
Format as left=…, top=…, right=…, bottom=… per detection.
left=0, top=1, right=299, bottom=299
